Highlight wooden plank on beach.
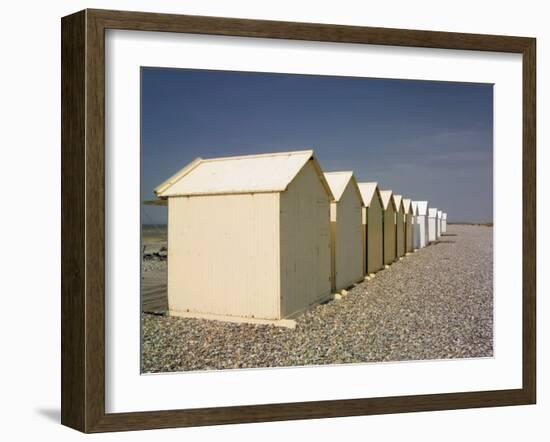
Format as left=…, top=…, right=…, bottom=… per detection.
left=141, top=270, right=168, bottom=313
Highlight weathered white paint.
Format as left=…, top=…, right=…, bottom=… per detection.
left=414, top=201, right=430, bottom=248
left=324, top=172, right=364, bottom=291
left=428, top=207, right=439, bottom=243
left=437, top=210, right=443, bottom=238
left=403, top=198, right=414, bottom=253
left=442, top=212, right=448, bottom=233
left=380, top=190, right=397, bottom=265
left=411, top=201, right=421, bottom=249
left=358, top=182, right=384, bottom=274
left=159, top=151, right=334, bottom=322
left=394, top=194, right=405, bottom=258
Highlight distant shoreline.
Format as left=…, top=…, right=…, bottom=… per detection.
left=447, top=222, right=493, bottom=227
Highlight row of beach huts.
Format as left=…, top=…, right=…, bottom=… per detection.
left=152, top=150, right=448, bottom=327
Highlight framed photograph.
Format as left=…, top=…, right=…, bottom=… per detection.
left=61, top=9, right=536, bottom=433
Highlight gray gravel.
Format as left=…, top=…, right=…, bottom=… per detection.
left=142, top=260, right=166, bottom=273
left=141, top=225, right=493, bottom=373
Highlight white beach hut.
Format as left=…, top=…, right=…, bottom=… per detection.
left=437, top=210, right=443, bottom=239
left=155, top=150, right=334, bottom=324
left=394, top=194, right=405, bottom=258
left=428, top=208, right=439, bottom=243
left=442, top=212, right=448, bottom=233
left=403, top=198, right=414, bottom=253
left=324, top=171, right=364, bottom=292
left=380, top=190, right=397, bottom=265
left=358, top=182, right=384, bottom=275
left=413, top=201, right=429, bottom=248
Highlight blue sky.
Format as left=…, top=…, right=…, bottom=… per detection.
left=141, top=68, right=493, bottom=224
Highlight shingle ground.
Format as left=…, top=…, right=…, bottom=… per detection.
left=141, top=225, right=493, bottom=373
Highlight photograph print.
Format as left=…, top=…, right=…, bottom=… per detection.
left=140, top=67, right=493, bottom=373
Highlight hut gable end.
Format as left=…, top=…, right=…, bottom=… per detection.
left=415, top=201, right=429, bottom=216
left=380, top=190, right=396, bottom=211
left=358, top=182, right=382, bottom=208
left=403, top=198, right=413, bottom=215
left=393, top=194, right=404, bottom=212
left=324, top=171, right=362, bottom=204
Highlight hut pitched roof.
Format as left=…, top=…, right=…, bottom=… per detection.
left=155, top=150, right=333, bottom=199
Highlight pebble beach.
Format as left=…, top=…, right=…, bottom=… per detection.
left=141, top=224, right=493, bottom=373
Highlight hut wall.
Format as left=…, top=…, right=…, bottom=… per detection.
left=167, top=193, right=281, bottom=319
left=383, top=207, right=397, bottom=264
left=331, top=183, right=363, bottom=291
left=396, top=208, right=405, bottom=257
left=428, top=215, right=437, bottom=242
left=280, top=161, right=332, bottom=317
left=405, top=213, right=414, bottom=252
left=366, top=195, right=384, bottom=274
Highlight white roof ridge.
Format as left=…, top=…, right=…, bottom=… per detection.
left=324, top=170, right=354, bottom=175
left=200, top=149, right=314, bottom=163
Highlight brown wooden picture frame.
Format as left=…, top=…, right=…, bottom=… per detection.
left=61, top=8, right=536, bottom=433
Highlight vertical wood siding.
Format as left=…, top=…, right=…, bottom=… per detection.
left=405, top=213, right=414, bottom=252
left=331, top=183, right=364, bottom=291
left=423, top=216, right=430, bottom=247
left=167, top=193, right=281, bottom=319
left=280, top=161, right=332, bottom=317
left=330, top=219, right=337, bottom=291
left=413, top=215, right=422, bottom=249
left=366, top=196, right=384, bottom=274
left=396, top=207, right=405, bottom=257
left=428, top=216, right=437, bottom=242
left=383, top=206, right=397, bottom=264
left=362, top=209, right=366, bottom=275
